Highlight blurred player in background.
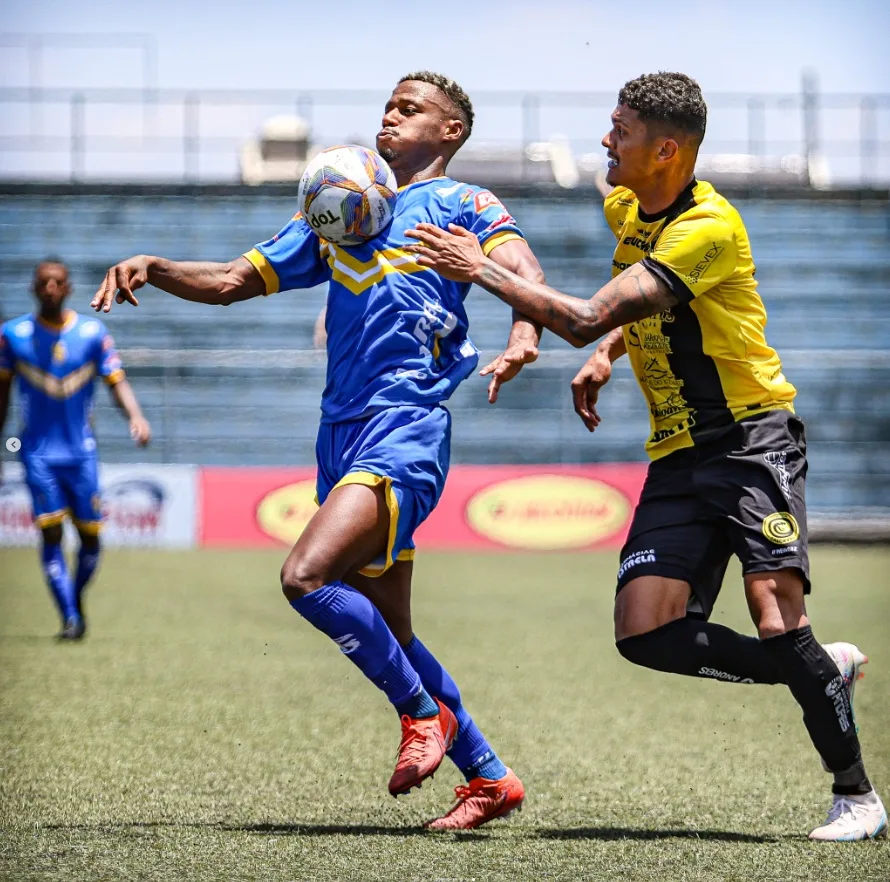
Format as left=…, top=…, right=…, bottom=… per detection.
left=405, top=72, right=886, bottom=841
left=0, top=259, right=151, bottom=639
left=91, top=72, right=543, bottom=829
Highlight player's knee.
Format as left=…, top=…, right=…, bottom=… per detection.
left=41, top=525, right=63, bottom=546
left=78, top=533, right=100, bottom=553
left=613, top=582, right=687, bottom=642
left=280, top=554, right=328, bottom=601
left=616, top=627, right=663, bottom=669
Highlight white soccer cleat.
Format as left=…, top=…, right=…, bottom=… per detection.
left=824, top=642, right=868, bottom=714
left=820, top=642, right=868, bottom=771
left=808, top=790, right=888, bottom=841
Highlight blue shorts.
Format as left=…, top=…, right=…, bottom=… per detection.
left=23, top=455, right=103, bottom=534
left=316, top=405, right=451, bottom=577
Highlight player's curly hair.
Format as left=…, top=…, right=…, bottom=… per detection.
left=398, top=71, right=474, bottom=142
left=618, top=72, right=707, bottom=147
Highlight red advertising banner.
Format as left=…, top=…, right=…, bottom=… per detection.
left=200, top=464, right=648, bottom=551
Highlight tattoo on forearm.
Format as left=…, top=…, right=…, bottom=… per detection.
left=476, top=261, right=678, bottom=346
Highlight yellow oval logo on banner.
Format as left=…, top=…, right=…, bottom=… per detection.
left=256, top=480, right=319, bottom=545
left=466, top=475, right=631, bottom=550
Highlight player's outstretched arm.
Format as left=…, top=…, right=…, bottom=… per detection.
left=91, top=255, right=266, bottom=313
left=406, top=223, right=677, bottom=348
left=109, top=378, right=151, bottom=447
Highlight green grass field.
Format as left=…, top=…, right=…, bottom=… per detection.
left=1, top=546, right=888, bottom=881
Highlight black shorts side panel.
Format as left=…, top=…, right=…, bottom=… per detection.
left=617, top=452, right=733, bottom=619
left=697, top=411, right=810, bottom=587
left=616, top=411, right=810, bottom=619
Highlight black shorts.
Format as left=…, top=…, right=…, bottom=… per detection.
left=617, top=410, right=810, bottom=619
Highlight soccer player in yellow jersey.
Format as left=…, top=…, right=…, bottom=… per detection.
left=407, top=72, right=886, bottom=841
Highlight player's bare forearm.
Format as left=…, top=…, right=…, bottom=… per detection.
left=92, top=254, right=264, bottom=313
left=146, top=257, right=264, bottom=306
left=109, top=378, right=144, bottom=420
left=596, top=328, right=627, bottom=363
left=472, top=260, right=678, bottom=348
left=506, top=313, right=541, bottom=348
left=489, top=239, right=545, bottom=347
left=110, top=378, right=151, bottom=446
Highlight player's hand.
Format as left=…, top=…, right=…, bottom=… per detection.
left=404, top=223, right=484, bottom=283
left=129, top=416, right=151, bottom=447
left=91, top=256, right=151, bottom=313
left=571, top=350, right=612, bottom=432
left=479, top=343, right=539, bottom=404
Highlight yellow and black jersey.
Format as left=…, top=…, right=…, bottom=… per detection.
left=603, top=179, right=796, bottom=460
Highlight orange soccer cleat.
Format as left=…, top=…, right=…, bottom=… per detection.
left=388, top=699, right=458, bottom=797
left=424, top=768, right=525, bottom=830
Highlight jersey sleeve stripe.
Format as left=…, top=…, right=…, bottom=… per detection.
left=481, top=231, right=523, bottom=257
left=0, top=367, right=12, bottom=379
left=641, top=257, right=694, bottom=304
left=103, top=368, right=126, bottom=386
left=243, top=248, right=281, bottom=296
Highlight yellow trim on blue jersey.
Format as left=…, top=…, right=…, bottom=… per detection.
left=16, top=361, right=96, bottom=400
left=0, top=367, right=11, bottom=380
left=37, top=310, right=77, bottom=333
left=34, top=509, right=68, bottom=528
left=320, top=243, right=429, bottom=296
left=482, top=231, right=523, bottom=256
left=104, top=368, right=126, bottom=386
left=243, top=248, right=281, bottom=296
left=72, top=518, right=103, bottom=535
left=331, top=471, right=402, bottom=578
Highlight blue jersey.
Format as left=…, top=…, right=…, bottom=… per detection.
left=0, top=311, right=124, bottom=462
left=243, top=177, right=525, bottom=423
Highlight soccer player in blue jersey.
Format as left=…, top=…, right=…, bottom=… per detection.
left=0, top=259, right=151, bottom=639
left=90, top=71, right=544, bottom=829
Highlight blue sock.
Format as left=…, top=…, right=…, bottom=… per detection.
left=40, top=542, right=79, bottom=622
left=290, top=582, right=439, bottom=718
left=74, top=542, right=101, bottom=601
left=403, top=635, right=508, bottom=782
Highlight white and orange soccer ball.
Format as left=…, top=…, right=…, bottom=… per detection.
left=298, top=145, right=398, bottom=247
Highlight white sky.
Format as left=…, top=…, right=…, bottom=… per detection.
left=2, top=0, right=888, bottom=95
left=0, top=0, right=887, bottom=182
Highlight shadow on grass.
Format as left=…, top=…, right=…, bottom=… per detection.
left=42, top=821, right=785, bottom=843
left=539, top=826, right=780, bottom=843
left=41, top=821, right=489, bottom=840
left=232, top=822, right=490, bottom=841
left=0, top=635, right=64, bottom=642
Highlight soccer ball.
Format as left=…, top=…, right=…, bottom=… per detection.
left=298, top=145, right=398, bottom=247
